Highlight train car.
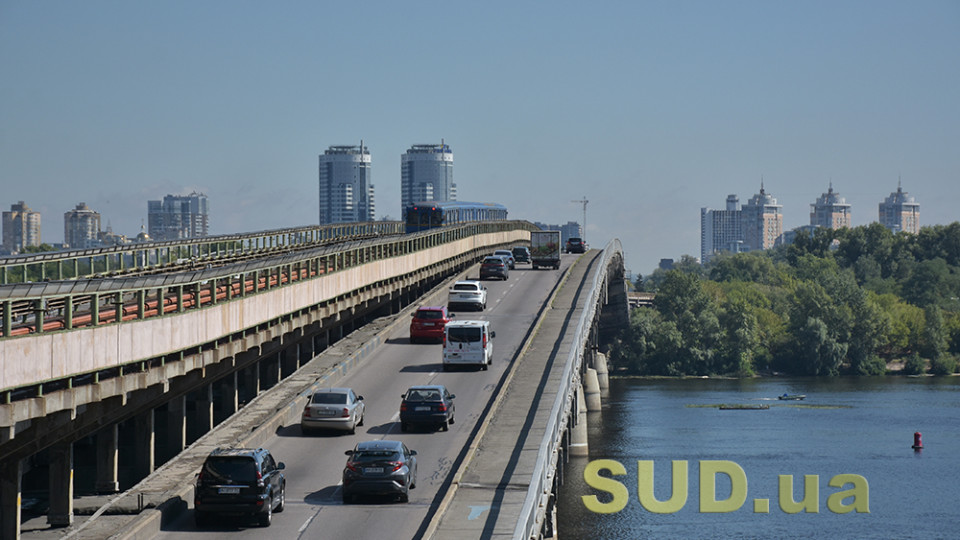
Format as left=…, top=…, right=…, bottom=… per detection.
left=404, top=201, right=508, bottom=233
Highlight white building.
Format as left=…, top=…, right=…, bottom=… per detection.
left=318, top=143, right=375, bottom=224
left=810, top=183, right=852, bottom=229
left=64, top=202, right=101, bottom=249
left=700, top=195, right=744, bottom=264
left=879, top=181, right=919, bottom=234
left=401, top=142, right=455, bottom=217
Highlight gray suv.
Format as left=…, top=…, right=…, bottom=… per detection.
left=194, top=447, right=286, bottom=527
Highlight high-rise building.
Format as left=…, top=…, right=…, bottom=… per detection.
left=741, top=184, right=783, bottom=252
left=318, top=143, right=375, bottom=224
left=64, top=202, right=101, bottom=249
left=401, top=142, right=455, bottom=217
left=147, top=192, right=209, bottom=240
left=810, top=183, right=852, bottom=229
left=700, top=194, right=744, bottom=264
left=2, top=201, right=42, bottom=253
left=879, top=181, right=919, bottom=234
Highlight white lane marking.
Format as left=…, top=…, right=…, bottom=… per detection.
left=390, top=412, right=400, bottom=422
left=299, top=514, right=316, bottom=534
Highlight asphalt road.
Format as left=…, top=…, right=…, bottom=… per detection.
left=155, top=258, right=571, bottom=540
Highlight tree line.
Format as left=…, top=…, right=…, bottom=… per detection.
left=612, top=222, right=960, bottom=377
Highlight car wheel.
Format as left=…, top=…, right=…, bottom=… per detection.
left=357, top=411, right=364, bottom=427
left=440, top=420, right=449, bottom=432
left=481, top=362, right=488, bottom=371
left=258, top=495, right=273, bottom=527
left=301, top=425, right=312, bottom=436
left=275, top=484, right=285, bottom=512
left=449, top=414, right=455, bottom=425
left=349, top=419, right=356, bottom=435
left=400, top=422, right=408, bottom=432
left=399, top=491, right=409, bottom=503
left=410, top=336, right=418, bottom=344
left=342, top=492, right=352, bottom=504
left=195, top=510, right=208, bottom=528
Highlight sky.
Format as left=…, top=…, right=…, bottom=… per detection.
left=1, top=1, right=958, bottom=276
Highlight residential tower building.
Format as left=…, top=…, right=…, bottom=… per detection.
left=64, top=202, right=101, bottom=249
left=318, top=143, right=375, bottom=224
left=810, top=183, right=852, bottom=229
left=700, top=194, right=744, bottom=264
left=147, top=192, right=209, bottom=240
left=2, top=201, right=42, bottom=253
left=879, top=181, right=920, bottom=234
left=741, top=184, right=783, bottom=252
left=401, top=142, right=455, bottom=217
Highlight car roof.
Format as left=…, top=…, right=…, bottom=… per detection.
left=453, top=280, right=480, bottom=285
left=494, top=249, right=512, bottom=254
left=405, top=384, right=448, bottom=392
left=483, top=256, right=504, bottom=261
left=355, top=440, right=404, bottom=452
left=416, top=306, right=446, bottom=311
left=208, top=447, right=265, bottom=458
left=312, top=387, right=353, bottom=394
left=445, top=320, right=489, bottom=328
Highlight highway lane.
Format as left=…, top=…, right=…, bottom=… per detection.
left=156, top=256, right=574, bottom=540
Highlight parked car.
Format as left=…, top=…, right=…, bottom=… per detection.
left=301, top=388, right=365, bottom=434
left=410, top=306, right=454, bottom=342
left=479, top=256, right=509, bottom=280
left=564, top=237, right=586, bottom=254
left=493, top=249, right=516, bottom=269
left=342, top=440, right=417, bottom=503
left=442, top=320, right=495, bottom=370
left=194, top=447, right=286, bottom=527
left=447, top=281, right=487, bottom=312
left=399, top=385, right=456, bottom=432
left=511, top=246, right=531, bottom=264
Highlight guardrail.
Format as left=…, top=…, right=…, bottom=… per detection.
left=512, top=238, right=621, bottom=539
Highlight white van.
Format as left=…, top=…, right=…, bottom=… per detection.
left=442, top=320, right=495, bottom=370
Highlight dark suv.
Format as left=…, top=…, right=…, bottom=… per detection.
left=195, top=447, right=286, bottom=527
left=565, top=237, right=586, bottom=253
left=479, top=256, right=509, bottom=280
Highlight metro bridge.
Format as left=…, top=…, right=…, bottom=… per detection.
left=0, top=221, right=627, bottom=540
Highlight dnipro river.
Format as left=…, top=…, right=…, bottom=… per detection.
left=556, top=376, right=959, bottom=540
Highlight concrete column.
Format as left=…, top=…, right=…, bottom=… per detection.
left=166, top=395, right=187, bottom=458
left=1, top=457, right=22, bottom=540
left=584, top=368, right=602, bottom=411
left=219, top=372, right=238, bottom=418
left=570, top=387, right=589, bottom=457
left=196, top=384, right=214, bottom=436
left=48, top=442, right=74, bottom=526
left=133, top=409, right=155, bottom=480
left=95, top=424, right=120, bottom=493
left=594, top=352, right=610, bottom=391
left=242, top=363, right=260, bottom=404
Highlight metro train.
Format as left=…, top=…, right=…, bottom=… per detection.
left=404, top=201, right=508, bottom=233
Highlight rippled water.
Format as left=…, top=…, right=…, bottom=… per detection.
left=556, top=376, right=960, bottom=540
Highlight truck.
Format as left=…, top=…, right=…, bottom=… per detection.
left=530, top=230, right=561, bottom=270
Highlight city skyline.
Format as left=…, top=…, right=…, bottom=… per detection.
left=1, top=2, right=957, bottom=273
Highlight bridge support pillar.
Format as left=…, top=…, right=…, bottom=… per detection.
left=95, top=424, right=119, bottom=493
left=570, top=387, right=589, bottom=457
left=47, top=441, right=74, bottom=526
left=264, top=353, right=281, bottom=389
left=584, top=368, right=602, bottom=411
left=218, top=372, right=238, bottom=421
left=594, top=352, right=609, bottom=391
left=242, top=363, right=260, bottom=403
left=166, top=395, right=187, bottom=459
left=1, top=457, right=22, bottom=540
left=194, top=384, right=214, bottom=438
left=133, top=408, right=155, bottom=479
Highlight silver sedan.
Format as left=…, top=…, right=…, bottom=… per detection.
left=301, top=387, right=365, bottom=434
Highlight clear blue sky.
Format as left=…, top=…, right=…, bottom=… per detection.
left=2, top=1, right=958, bottom=275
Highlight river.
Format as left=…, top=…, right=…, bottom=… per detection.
left=556, top=376, right=959, bottom=539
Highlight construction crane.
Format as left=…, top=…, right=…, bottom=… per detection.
left=571, top=197, right=588, bottom=241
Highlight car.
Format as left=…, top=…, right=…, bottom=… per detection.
left=443, top=320, right=495, bottom=370
left=447, top=281, right=487, bottom=312
left=194, top=447, right=286, bottom=527
left=301, top=388, right=365, bottom=434
left=565, top=237, right=586, bottom=254
left=410, top=306, right=454, bottom=342
left=479, top=256, right=509, bottom=280
left=342, top=440, right=418, bottom=503
left=511, top=246, right=531, bottom=264
left=493, top=249, right=516, bottom=269
left=399, top=385, right=456, bottom=432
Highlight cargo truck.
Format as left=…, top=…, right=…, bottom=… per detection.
left=530, top=230, right=561, bottom=270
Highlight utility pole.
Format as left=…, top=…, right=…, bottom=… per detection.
left=571, top=197, right=588, bottom=241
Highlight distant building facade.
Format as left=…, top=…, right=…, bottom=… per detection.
left=318, top=143, right=375, bottom=224
left=64, top=202, right=101, bottom=249
left=2, top=201, right=42, bottom=253
left=147, top=192, right=209, bottom=240
left=810, top=183, right=852, bottom=229
left=401, top=142, right=455, bottom=217
left=879, top=182, right=920, bottom=234
left=533, top=221, right=581, bottom=244
left=700, top=194, right=744, bottom=264
left=741, top=184, right=783, bottom=252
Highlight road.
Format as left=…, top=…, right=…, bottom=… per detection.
left=155, top=257, right=571, bottom=540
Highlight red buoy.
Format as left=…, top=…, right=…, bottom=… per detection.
left=912, top=431, right=923, bottom=450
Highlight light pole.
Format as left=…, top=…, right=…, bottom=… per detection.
left=571, top=197, right=588, bottom=241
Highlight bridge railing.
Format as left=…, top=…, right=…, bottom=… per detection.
left=513, top=238, right=622, bottom=540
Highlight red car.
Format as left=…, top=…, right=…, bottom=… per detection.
left=409, top=306, right=454, bottom=343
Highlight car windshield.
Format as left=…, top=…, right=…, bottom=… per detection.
left=453, top=284, right=477, bottom=291
left=312, top=393, right=347, bottom=404
left=202, top=457, right=257, bottom=483
left=483, top=258, right=502, bottom=265
left=405, top=389, right=443, bottom=402
left=495, top=251, right=511, bottom=256
left=416, top=310, right=444, bottom=320
left=512, top=248, right=526, bottom=255
left=447, top=327, right=481, bottom=342
left=352, top=451, right=400, bottom=462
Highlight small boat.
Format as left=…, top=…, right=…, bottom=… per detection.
left=719, top=404, right=770, bottom=410
left=778, top=393, right=806, bottom=401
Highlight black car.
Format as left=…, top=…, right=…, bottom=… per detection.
left=400, top=385, right=456, bottom=432
left=479, top=256, right=509, bottom=280
left=565, top=237, right=586, bottom=253
left=195, top=447, right=286, bottom=527
left=342, top=440, right=418, bottom=503
left=511, top=246, right=531, bottom=263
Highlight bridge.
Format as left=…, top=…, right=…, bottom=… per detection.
left=0, top=222, right=627, bottom=539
